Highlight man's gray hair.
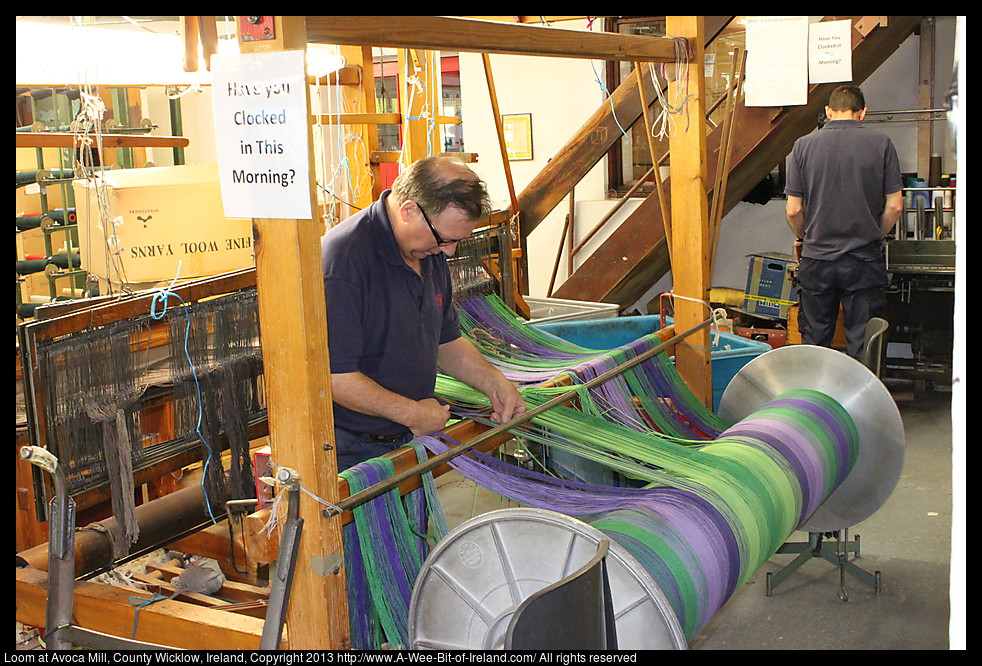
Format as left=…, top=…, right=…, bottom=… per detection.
left=391, top=154, right=492, bottom=221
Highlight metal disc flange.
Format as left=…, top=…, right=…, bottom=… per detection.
left=409, top=507, right=687, bottom=650
left=718, top=345, right=905, bottom=532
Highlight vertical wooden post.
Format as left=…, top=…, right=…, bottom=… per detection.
left=427, top=50, right=444, bottom=154
left=398, top=48, right=434, bottom=164
left=339, top=45, right=382, bottom=210
left=665, top=16, right=713, bottom=408
left=236, top=16, right=350, bottom=649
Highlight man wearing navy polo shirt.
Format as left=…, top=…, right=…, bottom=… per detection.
left=321, top=155, right=526, bottom=470
left=785, top=85, right=904, bottom=360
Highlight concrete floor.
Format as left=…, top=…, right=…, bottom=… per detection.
left=434, top=379, right=956, bottom=650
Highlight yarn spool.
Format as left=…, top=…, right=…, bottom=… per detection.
left=409, top=346, right=905, bottom=649
left=718, top=344, right=905, bottom=532
left=409, top=508, right=687, bottom=650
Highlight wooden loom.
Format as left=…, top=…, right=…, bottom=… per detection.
left=15, top=273, right=681, bottom=650
left=15, top=16, right=710, bottom=650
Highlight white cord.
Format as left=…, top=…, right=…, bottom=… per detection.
left=650, top=37, right=694, bottom=141
left=669, top=292, right=724, bottom=347
left=72, top=85, right=134, bottom=295
left=257, top=458, right=344, bottom=538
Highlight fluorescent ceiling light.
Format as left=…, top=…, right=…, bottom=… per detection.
left=17, top=21, right=233, bottom=86
left=16, top=21, right=344, bottom=87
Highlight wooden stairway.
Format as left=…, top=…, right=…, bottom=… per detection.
left=516, top=16, right=922, bottom=308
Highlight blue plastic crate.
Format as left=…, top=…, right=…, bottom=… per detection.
left=528, top=315, right=771, bottom=486
left=530, top=314, right=770, bottom=411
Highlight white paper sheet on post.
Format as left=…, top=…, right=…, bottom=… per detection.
left=809, top=19, right=853, bottom=84
left=211, top=50, right=312, bottom=220
left=745, top=16, right=809, bottom=107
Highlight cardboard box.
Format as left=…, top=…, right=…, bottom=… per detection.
left=787, top=304, right=847, bottom=348
left=742, top=252, right=799, bottom=320
left=74, top=164, right=254, bottom=284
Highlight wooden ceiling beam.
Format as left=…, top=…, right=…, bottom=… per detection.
left=305, top=16, right=681, bottom=62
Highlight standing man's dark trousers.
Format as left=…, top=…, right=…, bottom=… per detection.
left=797, top=254, right=888, bottom=360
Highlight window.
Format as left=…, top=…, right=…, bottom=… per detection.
left=604, top=17, right=747, bottom=197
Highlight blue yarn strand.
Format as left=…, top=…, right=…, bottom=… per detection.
left=149, top=283, right=218, bottom=524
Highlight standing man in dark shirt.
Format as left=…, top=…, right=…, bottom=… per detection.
left=785, top=85, right=904, bottom=360
left=321, top=154, right=525, bottom=471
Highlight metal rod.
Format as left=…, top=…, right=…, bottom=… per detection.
left=21, top=446, right=76, bottom=650
left=327, top=316, right=714, bottom=516
left=865, top=108, right=947, bottom=116
left=260, top=477, right=303, bottom=650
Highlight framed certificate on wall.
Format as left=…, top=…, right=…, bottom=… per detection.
left=502, top=113, right=533, bottom=161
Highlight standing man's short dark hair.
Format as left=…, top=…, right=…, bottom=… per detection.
left=827, top=85, right=865, bottom=113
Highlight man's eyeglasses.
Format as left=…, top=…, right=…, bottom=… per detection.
left=417, top=204, right=466, bottom=247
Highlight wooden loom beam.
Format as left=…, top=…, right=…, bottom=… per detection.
left=17, top=16, right=702, bottom=649
left=15, top=132, right=191, bottom=150
left=16, top=566, right=273, bottom=650
left=305, top=16, right=683, bottom=62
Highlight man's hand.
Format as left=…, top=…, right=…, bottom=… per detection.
left=408, top=398, right=451, bottom=436
left=438, top=336, right=527, bottom=426
left=487, top=380, right=526, bottom=425
left=880, top=190, right=904, bottom=237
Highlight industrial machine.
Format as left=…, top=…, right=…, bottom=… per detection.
left=883, top=186, right=956, bottom=385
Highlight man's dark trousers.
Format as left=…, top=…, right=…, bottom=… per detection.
left=797, top=254, right=888, bottom=360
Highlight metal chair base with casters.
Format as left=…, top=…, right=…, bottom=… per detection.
left=766, top=529, right=881, bottom=602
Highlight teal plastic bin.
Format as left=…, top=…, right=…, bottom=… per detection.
left=530, top=314, right=771, bottom=411
left=528, top=315, right=770, bottom=486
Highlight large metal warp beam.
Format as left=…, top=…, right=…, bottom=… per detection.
left=408, top=346, right=905, bottom=649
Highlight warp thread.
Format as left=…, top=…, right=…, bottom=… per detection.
left=340, top=441, right=448, bottom=650
left=102, top=409, right=140, bottom=558
left=32, top=286, right=264, bottom=561
left=455, top=294, right=728, bottom=439
left=66, top=323, right=143, bottom=559
left=418, top=388, right=857, bottom=640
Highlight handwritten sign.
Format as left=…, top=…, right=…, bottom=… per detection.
left=745, top=16, right=809, bottom=107
left=809, top=19, right=853, bottom=84
left=211, top=50, right=312, bottom=219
